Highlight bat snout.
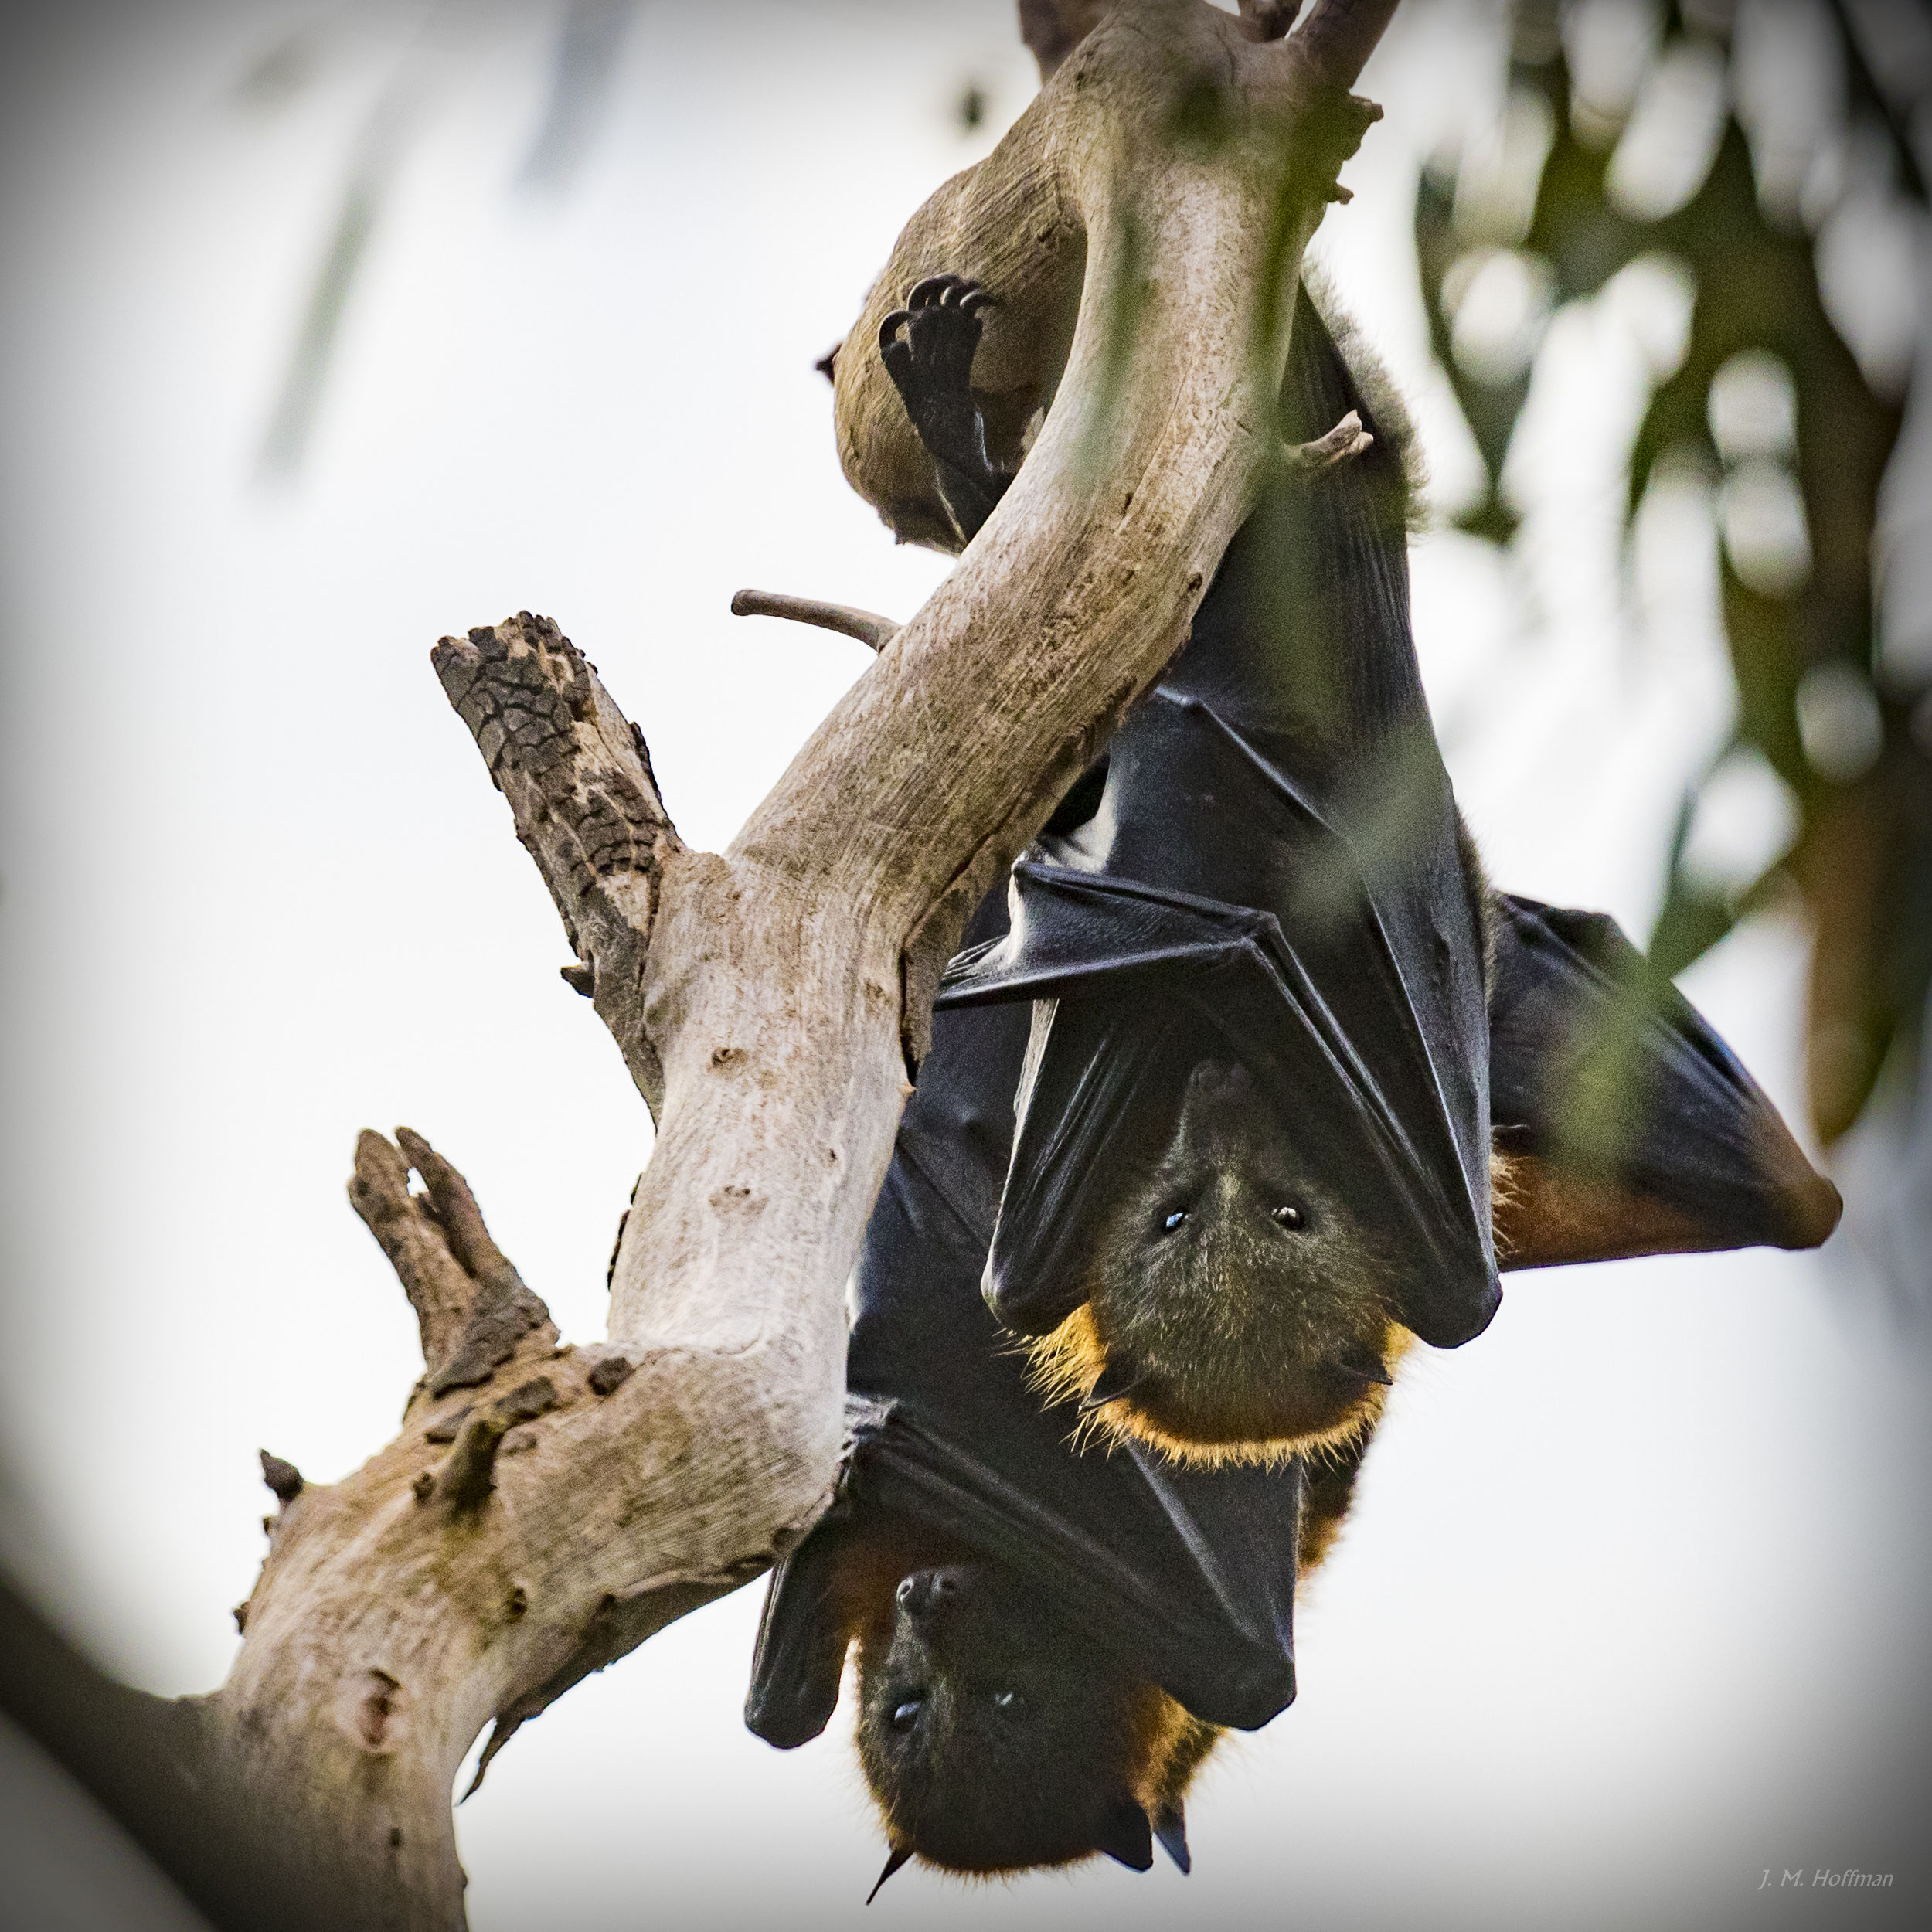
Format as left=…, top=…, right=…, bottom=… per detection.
left=1181, top=1057, right=1255, bottom=1112
left=895, top=1567, right=968, bottom=1632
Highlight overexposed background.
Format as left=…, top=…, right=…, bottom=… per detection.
left=1, top=2, right=1927, bottom=1927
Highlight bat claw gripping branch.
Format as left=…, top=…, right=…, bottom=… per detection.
left=1284, top=408, right=1374, bottom=478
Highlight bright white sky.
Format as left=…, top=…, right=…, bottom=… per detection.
left=1, top=2, right=1927, bottom=1928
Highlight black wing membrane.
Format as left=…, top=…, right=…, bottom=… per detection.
left=1489, top=895, right=1841, bottom=1267
left=942, top=699, right=1498, bottom=1351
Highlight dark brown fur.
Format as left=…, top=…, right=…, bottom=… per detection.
left=845, top=1444, right=1369, bottom=1881
left=847, top=1548, right=1215, bottom=1877
left=1027, top=1055, right=1417, bottom=1467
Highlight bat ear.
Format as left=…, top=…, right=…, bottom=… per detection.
left=1151, top=1801, right=1192, bottom=1873
left=1094, top=1799, right=1155, bottom=1872
left=866, top=1844, right=913, bottom=1904
left=1488, top=896, right=1842, bottom=1270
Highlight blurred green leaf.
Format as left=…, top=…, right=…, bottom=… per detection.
left=1414, top=0, right=1931, bottom=1144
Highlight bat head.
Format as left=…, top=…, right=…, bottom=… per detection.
left=1028, top=1053, right=1411, bottom=1467
left=854, top=1557, right=1212, bottom=1883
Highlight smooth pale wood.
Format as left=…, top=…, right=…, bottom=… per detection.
left=165, top=4, right=1399, bottom=1926
left=731, top=587, right=899, bottom=651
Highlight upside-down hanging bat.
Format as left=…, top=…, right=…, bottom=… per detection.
left=743, top=866, right=1837, bottom=1892
left=884, top=270, right=1839, bottom=1468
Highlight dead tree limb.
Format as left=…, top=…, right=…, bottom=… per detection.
left=108, top=5, right=1399, bottom=1927
left=731, top=587, right=900, bottom=651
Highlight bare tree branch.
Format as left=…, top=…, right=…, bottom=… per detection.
left=1290, top=0, right=1399, bottom=91
left=134, top=5, right=1402, bottom=1925
left=731, top=587, right=900, bottom=651
left=433, top=613, right=682, bottom=1115
left=205, top=1128, right=828, bottom=1931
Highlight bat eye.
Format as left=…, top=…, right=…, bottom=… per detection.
left=1162, top=1209, right=1188, bottom=1233
left=1272, top=1205, right=1304, bottom=1230
left=891, top=1698, right=924, bottom=1731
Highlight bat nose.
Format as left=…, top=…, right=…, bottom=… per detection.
left=1184, top=1056, right=1253, bottom=1106
left=895, top=1568, right=966, bottom=1629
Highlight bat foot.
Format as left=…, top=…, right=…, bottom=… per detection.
left=879, top=274, right=997, bottom=481
left=1284, top=409, right=1374, bottom=479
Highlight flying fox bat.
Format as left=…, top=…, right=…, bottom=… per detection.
left=882, top=271, right=1839, bottom=1467
left=743, top=871, right=1835, bottom=1892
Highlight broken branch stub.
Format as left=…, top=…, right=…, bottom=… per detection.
left=1019, top=0, right=1305, bottom=75
left=347, top=1128, right=482, bottom=1369
left=1236, top=0, right=1305, bottom=39
left=432, top=612, right=682, bottom=1117
left=1017, top=0, right=1117, bottom=79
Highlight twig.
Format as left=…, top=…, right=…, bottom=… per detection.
left=730, top=589, right=900, bottom=653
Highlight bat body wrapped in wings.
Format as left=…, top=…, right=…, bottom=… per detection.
left=889, top=272, right=1838, bottom=1465
left=913, top=273, right=1498, bottom=1464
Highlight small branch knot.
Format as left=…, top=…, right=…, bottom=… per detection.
left=585, top=1351, right=634, bottom=1397
left=439, top=1415, right=509, bottom=1513
left=260, top=1451, right=304, bottom=1506
left=492, top=1377, right=559, bottom=1426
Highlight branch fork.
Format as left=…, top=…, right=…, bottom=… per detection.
left=188, top=5, right=1400, bottom=1925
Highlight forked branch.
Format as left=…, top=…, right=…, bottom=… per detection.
left=173, top=5, right=1400, bottom=1927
